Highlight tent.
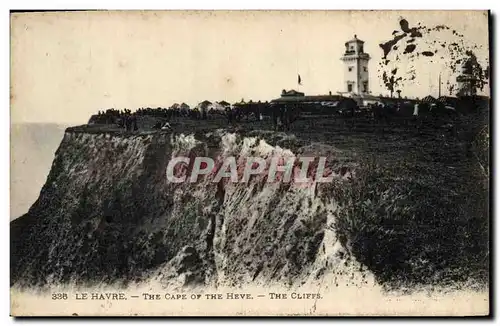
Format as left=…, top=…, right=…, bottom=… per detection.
left=421, top=95, right=438, bottom=104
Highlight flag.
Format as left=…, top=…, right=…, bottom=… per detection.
left=298, top=74, right=302, bottom=85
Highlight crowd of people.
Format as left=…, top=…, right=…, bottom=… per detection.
left=94, top=108, right=138, bottom=131
left=91, top=102, right=271, bottom=130
left=90, top=95, right=476, bottom=133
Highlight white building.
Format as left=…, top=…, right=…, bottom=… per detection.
left=340, top=35, right=371, bottom=96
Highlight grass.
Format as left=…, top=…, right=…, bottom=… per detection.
left=12, top=109, right=489, bottom=290
left=326, top=112, right=489, bottom=290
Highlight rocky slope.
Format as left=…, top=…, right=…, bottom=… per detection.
left=11, top=126, right=368, bottom=290
left=11, top=115, right=489, bottom=292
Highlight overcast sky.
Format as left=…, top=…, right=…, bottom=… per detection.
left=11, top=10, right=489, bottom=124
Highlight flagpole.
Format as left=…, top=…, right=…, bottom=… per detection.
left=438, top=73, right=442, bottom=98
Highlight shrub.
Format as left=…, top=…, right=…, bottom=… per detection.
left=329, top=157, right=489, bottom=290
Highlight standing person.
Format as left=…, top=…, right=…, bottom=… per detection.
left=202, top=107, right=208, bottom=120
left=124, top=114, right=130, bottom=131
left=413, top=102, right=419, bottom=116
left=272, top=105, right=279, bottom=131
left=281, top=106, right=289, bottom=131
left=132, top=115, right=138, bottom=131
left=226, top=106, right=232, bottom=124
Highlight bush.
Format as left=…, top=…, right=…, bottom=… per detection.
left=329, top=157, right=489, bottom=290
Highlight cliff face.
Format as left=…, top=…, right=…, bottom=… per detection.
left=11, top=128, right=366, bottom=289
left=11, top=116, right=489, bottom=292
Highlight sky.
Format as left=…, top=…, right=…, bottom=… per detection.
left=10, top=10, right=489, bottom=124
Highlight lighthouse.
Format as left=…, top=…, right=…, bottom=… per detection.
left=340, top=35, right=371, bottom=95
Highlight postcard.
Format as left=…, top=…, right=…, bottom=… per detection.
left=10, top=10, right=490, bottom=316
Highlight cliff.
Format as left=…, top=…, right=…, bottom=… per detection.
left=10, top=127, right=368, bottom=290
left=10, top=117, right=489, bottom=291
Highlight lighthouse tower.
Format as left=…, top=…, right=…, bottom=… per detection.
left=340, top=35, right=371, bottom=95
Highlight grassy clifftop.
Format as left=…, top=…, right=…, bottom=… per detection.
left=11, top=112, right=489, bottom=291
